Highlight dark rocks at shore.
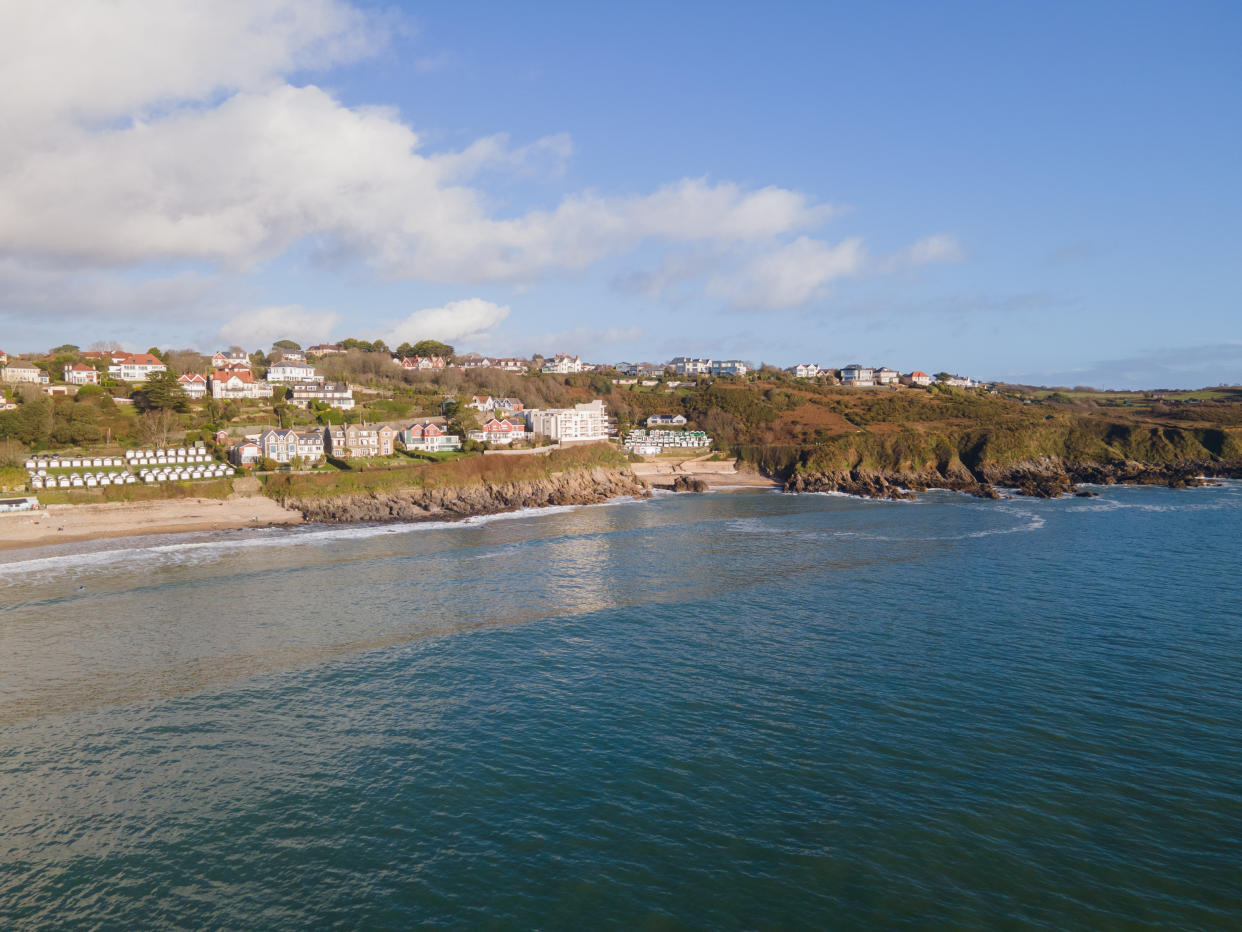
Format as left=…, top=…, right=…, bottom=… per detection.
left=784, top=458, right=1240, bottom=501
left=285, top=466, right=650, bottom=524
left=670, top=475, right=709, bottom=493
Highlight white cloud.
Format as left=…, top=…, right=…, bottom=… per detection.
left=0, top=1, right=834, bottom=286
left=877, top=233, right=965, bottom=272
left=218, top=305, right=340, bottom=349
left=389, top=298, right=511, bottom=346
left=710, top=236, right=866, bottom=309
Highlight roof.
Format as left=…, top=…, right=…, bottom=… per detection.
left=111, top=352, right=164, bottom=365
left=67, top=363, right=95, bottom=371
left=910, top=371, right=930, bottom=378
left=178, top=373, right=207, bottom=382
left=213, top=369, right=254, bottom=382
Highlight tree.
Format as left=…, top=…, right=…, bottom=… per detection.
left=50, top=344, right=79, bottom=355
left=410, top=339, right=454, bottom=361
left=272, top=339, right=301, bottom=352
left=136, top=408, right=180, bottom=448
left=934, top=372, right=953, bottom=382
left=146, top=347, right=170, bottom=363
left=133, top=370, right=189, bottom=412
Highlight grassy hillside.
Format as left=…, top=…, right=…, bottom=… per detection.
left=260, top=443, right=628, bottom=501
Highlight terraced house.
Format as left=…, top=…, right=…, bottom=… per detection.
left=326, top=424, right=396, bottom=458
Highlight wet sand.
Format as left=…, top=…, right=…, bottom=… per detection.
left=0, top=497, right=303, bottom=551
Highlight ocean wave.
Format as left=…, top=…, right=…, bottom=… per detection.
left=0, top=501, right=625, bottom=582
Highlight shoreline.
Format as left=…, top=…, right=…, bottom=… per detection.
left=0, top=496, right=303, bottom=552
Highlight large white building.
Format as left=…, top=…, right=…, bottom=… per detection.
left=107, top=352, right=167, bottom=382
left=64, top=363, right=99, bottom=385
left=542, top=353, right=583, bottom=374
left=1, top=363, right=49, bottom=385
left=266, top=361, right=323, bottom=383
left=670, top=356, right=712, bottom=376
left=210, top=370, right=274, bottom=399
left=524, top=399, right=610, bottom=442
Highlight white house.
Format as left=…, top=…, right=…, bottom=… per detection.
left=875, top=366, right=900, bottom=385
left=108, top=352, right=167, bottom=381
left=793, top=363, right=819, bottom=379
left=210, top=369, right=274, bottom=399
left=524, top=399, right=609, bottom=442
left=64, top=363, right=99, bottom=385
left=1, top=363, right=49, bottom=385
left=177, top=373, right=208, bottom=398
left=267, top=361, right=323, bottom=383
left=908, top=371, right=933, bottom=386
left=840, top=364, right=876, bottom=387
left=541, top=353, right=583, bottom=374
left=670, top=356, right=712, bottom=376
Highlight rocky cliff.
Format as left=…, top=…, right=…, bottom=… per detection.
left=785, top=458, right=1242, bottom=500
left=284, top=466, right=649, bottom=524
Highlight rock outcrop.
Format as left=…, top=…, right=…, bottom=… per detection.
left=786, top=458, right=1241, bottom=500
left=283, top=466, right=649, bottom=524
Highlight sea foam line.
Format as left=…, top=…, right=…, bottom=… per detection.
left=0, top=501, right=623, bottom=581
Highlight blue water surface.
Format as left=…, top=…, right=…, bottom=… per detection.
left=1, top=484, right=1240, bottom=929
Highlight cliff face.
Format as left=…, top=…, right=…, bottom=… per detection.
left=785, top=458, right=1242, bottom=500
left=285, top=466, right=649, bottom=524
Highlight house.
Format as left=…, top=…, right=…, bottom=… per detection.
left=793, top=364, right=819, bottom=379
left=296, top=430, right=325, bottom=462
left=466, top=418, right=529, bottom=445
left=211, top=350, right=250, bottom=369
left=258, top=428, right=324, bottom=464
left=177, top=373, right=208, bottom=398
left=278, top=351, right=306, bottom=363
left=228, top=440, right=261, bottom=468
left=524, top=399, right=609, bottom=442
left=210, top=369, right=274, bottom=399
left=64, top=363, right=99, bottom=385
left=939, top=375, right=979, bottom=388
left=908, top=371, right=933, bottom=387
left=0, top=350, right=7, bottom=365
left=875, top=366, right=900, bottom=385
left=491, top=357, right=528, bottom=372
left=840, top=364, right=876, bottom=387
left=396, top=355, right=447, bottom=371
left=541, top=353, right=583, bottom=374
left=670, top=356, right=712, bottom=376
left=108, top=352, right=167, bottom=381
left=468, top=394, right=497, bottom=412
left=267, top=360, right=323, bottom=383
left=259, top=428, right=300, bottom=463
left=710, top=359, right=750, bottom=377
left=646, top=414, right=687, bottom=427
left=288, top=381, right=354, bottom=410
left=326, top=423, right=397, bottom=458
left=401, top=420, right=463, bottom=452
left=307, top=344, right=345, bottom=356
left=1, top=362, right=50, bottom=385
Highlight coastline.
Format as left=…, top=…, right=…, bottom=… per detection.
left=0, top=496, right=303, bottom=552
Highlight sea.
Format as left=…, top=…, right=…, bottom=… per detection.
left=1, top=482, right=1239, bottom=930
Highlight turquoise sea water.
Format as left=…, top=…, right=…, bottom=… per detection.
left=1, top=484, right=1240, bottom=929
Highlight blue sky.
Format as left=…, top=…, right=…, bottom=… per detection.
left=1, top=0, right=1238, bottom=387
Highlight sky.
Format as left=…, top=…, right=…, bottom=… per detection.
left=1, top=0, right=1239, bottom=388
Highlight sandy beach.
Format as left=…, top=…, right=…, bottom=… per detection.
left=629, top=458, right=782, bottom=490
left=0, top=496, right=303, bottom=552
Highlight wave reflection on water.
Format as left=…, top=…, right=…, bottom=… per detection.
left=1, top=485, right=1240, bottom=929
